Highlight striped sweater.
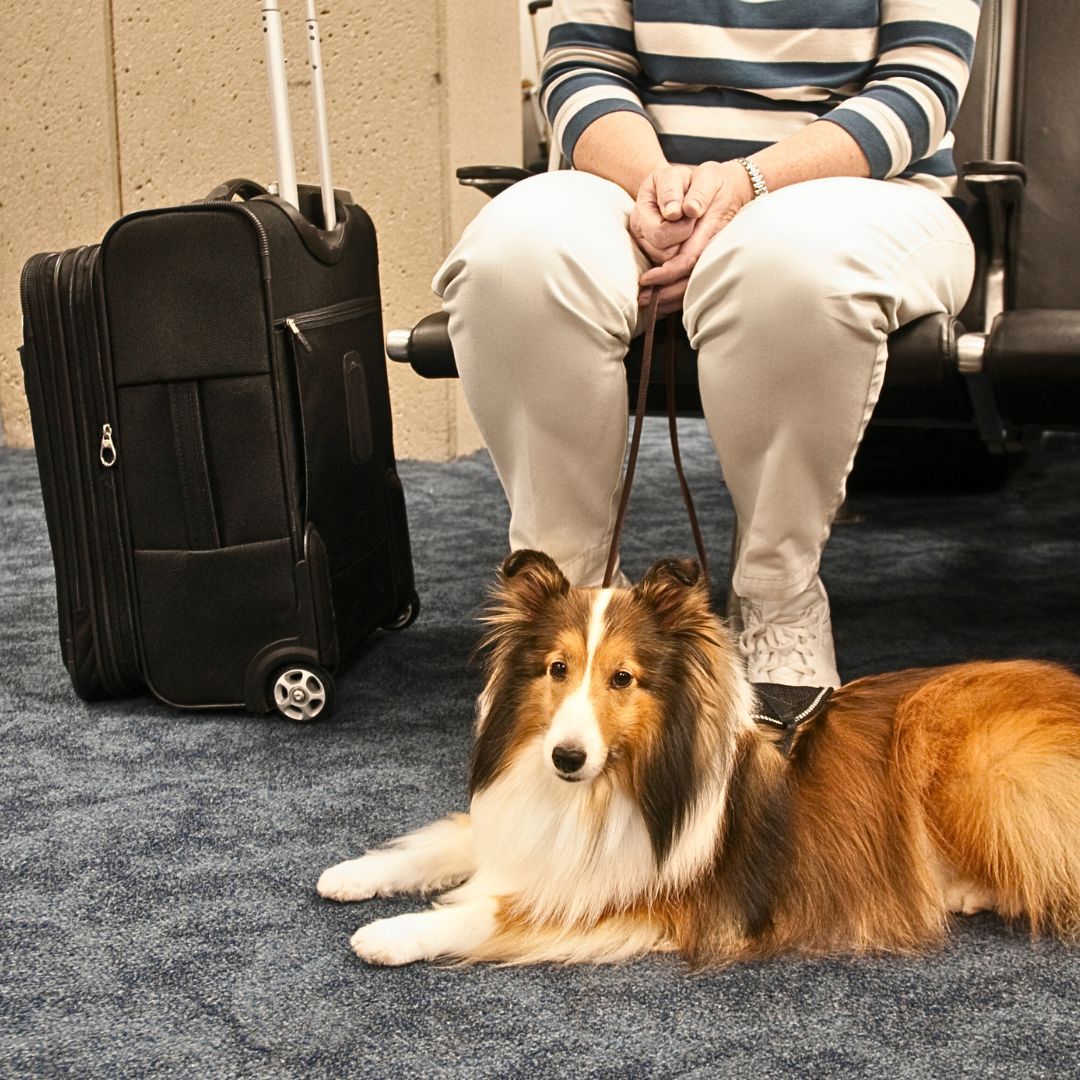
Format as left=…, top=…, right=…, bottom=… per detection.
left=540, top=0, right=981, bottom=198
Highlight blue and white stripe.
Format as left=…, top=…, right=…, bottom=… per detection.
left=540, top=0, right=981, bottom=197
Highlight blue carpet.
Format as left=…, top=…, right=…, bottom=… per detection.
left=2, top=421, right=1079, bottom=1078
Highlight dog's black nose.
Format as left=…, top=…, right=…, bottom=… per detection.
left=552, top=744, right=587, bottom=775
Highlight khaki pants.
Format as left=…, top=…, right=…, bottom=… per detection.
left=434, top=171, right=975, bottom=596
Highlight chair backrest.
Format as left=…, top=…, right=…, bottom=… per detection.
left=953, top=0, right=1079, bottom=311
left=1011, top=0, right=1080, bottom=309
left=950, top=0, right=999, bottom=169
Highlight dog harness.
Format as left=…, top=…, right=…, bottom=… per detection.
left=750, top=683, right=833, bottom=757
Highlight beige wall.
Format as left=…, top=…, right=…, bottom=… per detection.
left=0, top=1, right=521, bottom=459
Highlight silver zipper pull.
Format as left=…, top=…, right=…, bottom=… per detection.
left=285, top=317, right=313, bottom=352
left=99, top=423, right=117, bottom=468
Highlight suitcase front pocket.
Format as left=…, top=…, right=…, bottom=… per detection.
left=117, top=374, right=290, bottom=550
left=279, top=296, right=392, bottom=579
left=133, top=539, right=297, bottom=706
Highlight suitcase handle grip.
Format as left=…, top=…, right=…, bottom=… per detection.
left=204, top=178, right=271, bottom=203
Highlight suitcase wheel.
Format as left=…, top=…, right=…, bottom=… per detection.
left=271, top=664, right=335, bottom=722
left=383, top=591, right=421, bottom=632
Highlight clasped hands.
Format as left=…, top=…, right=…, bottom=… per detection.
left=631, top=160, right=753, bottom=317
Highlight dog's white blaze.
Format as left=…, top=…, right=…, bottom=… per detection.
left=542, top=588, right=614, bottom=780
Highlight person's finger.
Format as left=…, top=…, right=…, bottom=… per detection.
left=640, top=210, right=726, bottom=286
left=654, top=165, right=691, bottom=220
left=633, top=233, right=681, bottom=264
left=630, top=224, right=680, bottom=263
left=639, top=249, right=695, bottom=286
left=639, top=278, right=689, bottom=317
left=656, top=280, right=688, bottom=316
left=630, top=202, right=693, bottom=256
left=682, top=161, right=724, bottom=220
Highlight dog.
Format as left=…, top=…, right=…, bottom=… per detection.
left=318, top=550, right=1080, bottom=967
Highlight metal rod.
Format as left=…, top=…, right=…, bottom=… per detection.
left=261, top=0, right=299, bottom=210
left=992, top=0, right=1020, bottom=161
left=305, top=0, right=336, bottom=229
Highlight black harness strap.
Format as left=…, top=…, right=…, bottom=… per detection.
left=749, top=683, right=833, bottom=757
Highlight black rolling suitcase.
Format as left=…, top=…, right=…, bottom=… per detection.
left=18, top=3, right=416, bottom=720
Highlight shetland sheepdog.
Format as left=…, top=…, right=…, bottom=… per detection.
left=318, top=550, right=1080, bottom=967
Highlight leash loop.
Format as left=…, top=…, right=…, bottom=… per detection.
left=602, top=294, right=710, bottom=589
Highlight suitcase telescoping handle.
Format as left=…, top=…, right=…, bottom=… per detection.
left=259, top=0, right=336, bottom=230
left=304, top=0, right=336, bottom=231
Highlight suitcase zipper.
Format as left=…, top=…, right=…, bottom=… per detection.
left=91, top=250, right=145, bottom=692
left=278, top=296, right=380, bottom=352
left=43, top=253, right=85, bottom=617
left=99, top=423, right=117, bottom=467
left=65, top=245, right=134, bottom=696
left=284, top=318, right=312, bottom=352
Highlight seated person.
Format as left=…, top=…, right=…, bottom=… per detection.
left=434, top=0, right=977, bottom=687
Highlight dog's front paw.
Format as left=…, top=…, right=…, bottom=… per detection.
left=317, top=858, right=382, bottom=902
left=350, top=914, right=432, bottom=966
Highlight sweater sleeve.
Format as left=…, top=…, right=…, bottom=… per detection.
left=540, top=0, right=652, bottom=165
left=820, top=0, right=981, bottom=178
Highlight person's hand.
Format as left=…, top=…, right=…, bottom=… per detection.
left=628, top=163, right=697, bottom=266
left=637, top=160, right=754, bottom=316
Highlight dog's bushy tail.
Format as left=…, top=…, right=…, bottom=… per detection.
left=904, top=660, right=1080, bottom=940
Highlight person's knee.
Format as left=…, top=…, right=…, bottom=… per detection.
left=684, top=188, right=892, bottom=347
left=434, top=172, right=641, bottom=329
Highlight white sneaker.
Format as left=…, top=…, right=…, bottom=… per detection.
left=736, top=577, right=841, bottom=688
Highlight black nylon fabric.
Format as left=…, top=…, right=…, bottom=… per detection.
left=200, top=374, right=290, bottom=547
left=103, top=210, right=270, bottom=385
left=22, top=188, right=415, bottom=712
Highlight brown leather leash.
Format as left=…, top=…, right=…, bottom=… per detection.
left=602, top=291, right=710, bottom=588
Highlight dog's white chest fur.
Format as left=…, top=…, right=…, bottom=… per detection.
left=463, top=745, right=654, bottom=925
left=458, top=739, right=727, bottom=927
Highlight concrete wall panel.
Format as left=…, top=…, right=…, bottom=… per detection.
left=0, top=0, right=121, bottom=447
left=1, top=1, right=521, bottom=459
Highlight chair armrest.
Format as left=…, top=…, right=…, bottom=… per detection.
left=385, top=312, right=457, bottom=378
left=983, top=309, right=1080, bottom=424
left=456, top=165, right=536, bottom=199
left=959, top=160, right=1028, bottom=333
left=961, top=159, right=1027, bottom=198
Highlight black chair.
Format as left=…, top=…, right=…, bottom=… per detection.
left=386, top=0, right=1080, bottom=486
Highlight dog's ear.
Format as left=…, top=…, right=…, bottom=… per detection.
left=634, top=558, right=710, bottom=625
left=495, top=549, right=569, bottom=615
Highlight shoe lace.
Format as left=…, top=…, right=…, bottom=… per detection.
left=738, top=605, right=817, bottom=679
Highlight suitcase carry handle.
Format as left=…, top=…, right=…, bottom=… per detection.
left=199, top=177, right=353, bottom=263
left=204, top=178, right=271, bottom=203
left=252, top=189, right=353, bottom=263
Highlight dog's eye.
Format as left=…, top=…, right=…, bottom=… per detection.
left=611, top=670, right=634, bottom=690
left=549, top=660, right=568, bottom=680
